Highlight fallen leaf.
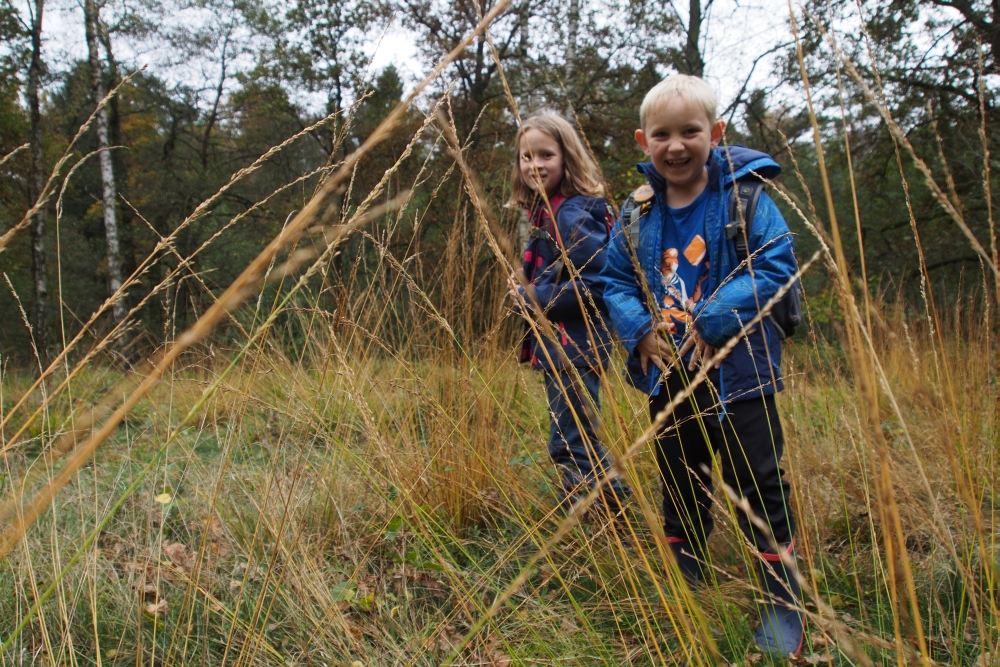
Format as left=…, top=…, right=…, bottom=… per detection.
left=331, top=581, right=357, bottom=603
left=975, top=653, right=998, bottom=667
left=811, top=634, right=829, bottom=648
left=354, top=591, right=376, bottom=612
left=162, top=543, right=192, bottom=570
left=145, top=598, right=168, bottom=615
left=745, top=653, right=763, bottom=665
left=229, top=579, right=242, bottom=590
left=125, top=559, right=162, bottom=594
left=802, top=653, right=833, bottom=665
left=828, top=594, right=844, bottom=607
left=153, top=493, right=172, bottom=504
left=841, top=613, right=854, bottom=623
left=202, top=513, right=224, bottom=539
left=417, top=573, right=446, bottom=598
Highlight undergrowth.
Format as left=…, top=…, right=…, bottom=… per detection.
left=0, top=5, right=997, bottom=665
left=0, top=293, right=995, bottom=666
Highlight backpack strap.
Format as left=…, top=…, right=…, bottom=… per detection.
left=527, top=194, right=570, bottom=282
left=724, top=176, right=803, bottom=340
left=528, top=194, right=568, bottom=248
left=546, top=194, right=567, bottom=246
left=623, top=183, right=655, bottom=252
left=604, top=203, right=615, bottom=234
left=725, top=177, right=765, bottom=263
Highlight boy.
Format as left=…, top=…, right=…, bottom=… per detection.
left=600, top=74, right=803, bottom=657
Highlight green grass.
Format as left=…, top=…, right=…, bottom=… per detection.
left=0, top=295, right=994, bottom=666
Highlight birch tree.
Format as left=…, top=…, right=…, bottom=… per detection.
left=84, top=0, right=125, bottom=325
left=24, top=0, right=46, bottom=355
left=566, top=0, right=579, bottom=80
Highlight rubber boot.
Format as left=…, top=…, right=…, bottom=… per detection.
left=667, top=537, right=704, bottom=587
left=754, top=542, right=804, bottom=659
left=557, top=468, right=631, bottom=520
left=602, top=482, right=631, bottom=521
left=555, top=468, right=587, bottom=515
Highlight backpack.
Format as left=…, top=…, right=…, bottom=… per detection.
left=526, top=196, right=615, bottom=283
left=621, top=177, right=802, bottom=339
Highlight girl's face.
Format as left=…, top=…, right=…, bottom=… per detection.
left=518, top=128, right=564, bottom=198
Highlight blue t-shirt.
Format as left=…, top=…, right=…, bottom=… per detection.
left=661, top=187, right=710, bottom=349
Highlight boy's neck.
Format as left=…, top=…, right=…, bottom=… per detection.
left=664, top=166, right=709, bottom=209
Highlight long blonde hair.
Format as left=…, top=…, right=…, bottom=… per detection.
left=508, top=113, right=605, bottom=210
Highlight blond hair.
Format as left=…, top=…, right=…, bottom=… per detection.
left=508, top=113, right=605, bottom=209
left=640, top=74, right=718, bottom=127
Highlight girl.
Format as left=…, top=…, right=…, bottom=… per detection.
left=508, top=113, right=630, bottom=515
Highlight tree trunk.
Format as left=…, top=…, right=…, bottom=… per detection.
left=201, top=34, right=229, bottom=170
left=566, top=0, right=579, bottom=82
left=517, top=0, right=529, bottom=58
left=85, top=0, right=125, bottom=325
left=100, top=24, right=133, bottom=282
left=26, top=0, right=47, bottom=357
left=681, top=0, right=705, bottom=76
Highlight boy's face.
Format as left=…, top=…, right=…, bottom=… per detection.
left=635, top=97, right=726, bottom=196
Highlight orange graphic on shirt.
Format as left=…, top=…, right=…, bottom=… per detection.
left=661, top=235, right=709, bottom=327
left=684, top=234, right=706, bottom=266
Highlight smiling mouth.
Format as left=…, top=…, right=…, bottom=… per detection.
left=665, top=158, right=690, bottom=167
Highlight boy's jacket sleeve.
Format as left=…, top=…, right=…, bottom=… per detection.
left=600, top=214, right=653, bottom=357
left=692, top=193, right=796, bottom=348
left=530, top=199, right=609, bottom=320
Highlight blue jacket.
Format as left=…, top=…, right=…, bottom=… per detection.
left=600, top=146, right=796, bottom=401
left=519, top=194, right=613, bottom=371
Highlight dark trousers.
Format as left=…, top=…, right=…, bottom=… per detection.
left=544, top=368, right=629, bottom=501
left=650, top=370, right=794, bottom=552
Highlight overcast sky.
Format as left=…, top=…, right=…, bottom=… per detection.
left=34, top=0, right=796, bottom=117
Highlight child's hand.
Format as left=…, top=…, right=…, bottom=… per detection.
left=678, top=328, right=717, bottom=372
left=636, top=323, right=675, bottom=375
left=508, top=269, right=533, bottom=303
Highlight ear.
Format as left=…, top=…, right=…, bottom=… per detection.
left=710, top=119, right=726, bottom=149
left=634, top=128, right=651, bottom=156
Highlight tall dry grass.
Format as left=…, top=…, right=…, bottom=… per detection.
left=0, top=3, right=997, bottom=665
left=0, top=290, right=993, bottom=665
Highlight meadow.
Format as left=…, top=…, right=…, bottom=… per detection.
left=0, top=275, right=995, bottom=666
left=0, top=6, right=998, bottom=667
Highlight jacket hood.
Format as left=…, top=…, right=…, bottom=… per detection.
left=636, top=145, right=781, bottom=190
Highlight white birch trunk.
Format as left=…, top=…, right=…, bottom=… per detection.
left=85, top=0, right=125, bottom=325
left=566, top=0, right=579, bottom=82
left=27, top=0, right=47, bottom=355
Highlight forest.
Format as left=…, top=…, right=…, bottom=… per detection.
left=0, top=0, right=996, bottom=664
left=0, top=0, right=993, bottom=361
